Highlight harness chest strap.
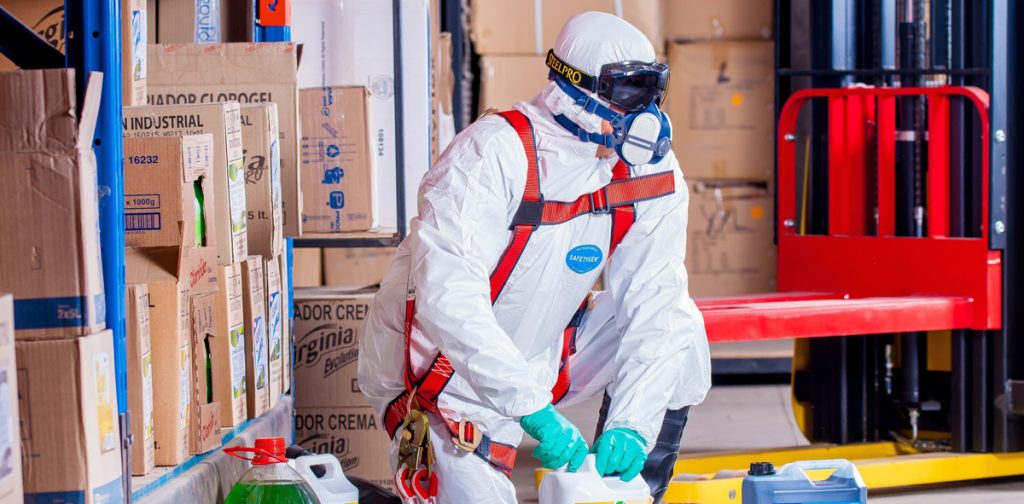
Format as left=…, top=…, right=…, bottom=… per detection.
left=384, top=109, right=675, bottom=477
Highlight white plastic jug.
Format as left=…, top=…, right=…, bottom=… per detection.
left=538, top=454, right=653, bottom=504
left=291, top=454, right=360, bottom=504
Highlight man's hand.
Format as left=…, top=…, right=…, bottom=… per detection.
left=593, top=428, right=647, bottom=481
left=520, top=405, right=589, bottom=471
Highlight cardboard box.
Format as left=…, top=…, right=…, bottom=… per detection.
left=123, top=0, right=148, bottom=105
left=662, top=0, right=773, bottom=42
left=293, top=248, right=323, bottom=287
left=17, top=331, right=124, bottom=503
left=279, top=253, right=292, bottom=393
left=126, top=284, right=155, bottom=476
left=0, top=295, right=23, bottom=502
left=265, top=256, right=284, bottom=408
left=189, top=292, right=221, bottom=454
left=242, top=257, right=270, bottom=418
left=0, top=1, right=64, bottom=71
left=0, top=69, right=106, bottom=339
left=470, top=0, right=662, bottom=55
left=124, top=134, right=217, bottom=250
left=156, top=0, right=222, bottom=43
left=293, top=288, right=376, bottom=408
left=478, top=55, right=548, bottom=114
left=323, top=248, right=396, bottom=287
left=147, top=43, right=302, bottom=236
left=293, top=0, right=431, bottom=229
left=123, top=102, right=249, bottom=264
left=212, top=262, right=247, bottom=427
left=125, top=246, right=217, bottom=465
left=666, top=41, right=775, bottom=181
left=299, top=86, right=376, bottom=233
left=294, top=406, right=392, bottom=488
left=686, top=181, right=776, bottom=296
left=242, top=103, right=284, bottom=257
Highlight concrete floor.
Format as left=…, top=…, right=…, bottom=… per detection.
left=511, top=384, right=1024, bottom=503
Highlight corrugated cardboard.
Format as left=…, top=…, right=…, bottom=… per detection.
left=292, top=0, right=431, bottom=229
left=323, top=248, right=396, bottom=287
left=662, top=0, right=773, bottom=42
left=0, top=1, right=64, bottom=71
left=125, top=246, right=217, bottom=466
left=294, top=406, right=392, bottom=488
left=123, top=102, right=249, bottom=264
left=478, top=55, right=547, bottom=114
left=265, top=256, right=284, bottom=408
left=470, top=0, right=662, bottom=55
left=0, top=69, right=106, bottom=339
left=17, top=331, right=124, bottom=503
left=294, top=248, right=324, bottom=287
left=124, top=134, right=217, bottom=251
left=299, top=86, right=376, bottom=233
left=242, top=257, right=270, bottom=418
left=156, top=0, right=222, bottom=43
left=293, top=287, right=376, bottom=408
left=279, top=253, right=292, bottom=393
left=0, top=295, right=23, bottom=502
left=147, top=43, right=302, bottom=236
left=189, top=292, right=221, bottom=454
left=666, top=41, right=775, bottom=181
left=242, top=103, right=284, bottom=257
left=686, top=181, right=776, bottom=296
left=212, top=262, right=246, bottom=427
left=126, top=285, right=155, bottom=476
left=122, top=0, right=148, bottom=105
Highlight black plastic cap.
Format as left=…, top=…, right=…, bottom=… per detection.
left=749, top=462, right=776, bottom=476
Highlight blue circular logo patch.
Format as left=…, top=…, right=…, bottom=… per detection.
left=566, top=245, right=603, bottom=274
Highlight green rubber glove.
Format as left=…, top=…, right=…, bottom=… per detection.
left=593, top=428, right=647, bottom=481
left=520, top=404, right=589, bottom=471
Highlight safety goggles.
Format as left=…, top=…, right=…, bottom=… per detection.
left=546, top=49, right=669, bottom=112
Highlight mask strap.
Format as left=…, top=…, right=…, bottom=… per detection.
left=553, top=114, right=616, bottom=148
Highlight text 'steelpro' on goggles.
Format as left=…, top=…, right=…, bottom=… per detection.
left=546, top=50, right=669, bottom=112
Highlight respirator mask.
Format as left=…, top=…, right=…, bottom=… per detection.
left=546, top=49, right=672, bottom=166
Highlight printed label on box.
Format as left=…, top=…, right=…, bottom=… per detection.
left=143, top=351, right=154, bottom=439
left=132, top=9, right=147, bottom=81
left=194, top=0, right=221, bottom=43
left=269, top=291, right=282, bottom=363
left=230, top=325, right=246, bottom=398
left=0, top=369, right=11, bottom=482
left=94, top=352, right=117, bottom=453
left=179, top=344, right=190, bottom=430
left=254, top=316, right=267, bottom=391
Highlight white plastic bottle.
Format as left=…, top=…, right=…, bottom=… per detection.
left=291, top=454, right=360, bottom=504
left=538, top=454, right=653, bottom=504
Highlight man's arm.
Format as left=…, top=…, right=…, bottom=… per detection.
left=409, top=118, right=553, bottom=418
left=602, top=155, right=712, bottom=447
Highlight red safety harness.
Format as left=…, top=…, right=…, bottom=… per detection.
left=384, top=110, right=676, bottom=478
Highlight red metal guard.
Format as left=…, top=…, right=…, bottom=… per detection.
left=699, top=86, right=1001, bottom=342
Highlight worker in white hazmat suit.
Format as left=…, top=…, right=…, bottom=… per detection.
left=358, top=11, right=711, bottom=503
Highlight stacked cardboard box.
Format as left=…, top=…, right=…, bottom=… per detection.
left=473, top=0, right=661, bottom=113
left=126, top=285, right=156, bottom=476
left=293, top=288, right=391, bottom=487
left=663, top=0, right=776, bottom=297
left=323, top=248, right=397, bottom=287
left=0, top=295, right=24, bottom=502
left=292, top=0, right=433, bottom=230
left=0, top=68, right=124, bottom=502
left=298, top=86, right=376, bottom=233
left=123, top=133, right=222, bottom=463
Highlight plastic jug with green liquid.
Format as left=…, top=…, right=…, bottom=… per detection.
left=225, top=437, right=321, bottom=503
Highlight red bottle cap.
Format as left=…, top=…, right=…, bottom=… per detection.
left=252, top=437, right=286, bottom=465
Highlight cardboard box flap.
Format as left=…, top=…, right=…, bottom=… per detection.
left=125, top=247, right=180, bottom=284
left=0, top=68, right=77, bottom=152
left=148, top=43, right=299, bottom=85
left=76, top=72, right=103, bottom=150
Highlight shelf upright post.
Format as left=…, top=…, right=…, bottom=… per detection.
left=64, top=0, right=129, bottom=496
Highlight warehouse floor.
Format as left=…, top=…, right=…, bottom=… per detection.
left=512, top=384, right=1024, bottom=503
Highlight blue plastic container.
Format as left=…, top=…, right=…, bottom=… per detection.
left=742, top=459, right=867, bottom=504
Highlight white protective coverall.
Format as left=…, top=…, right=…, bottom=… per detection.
left=358, top=11, right=711, bottom=503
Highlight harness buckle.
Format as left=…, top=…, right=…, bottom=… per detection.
left=589, top=189, right=610, bottom=214
left=397, top=409, right=434, bottom=474
left=453, top=419, right=483, bottom=452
